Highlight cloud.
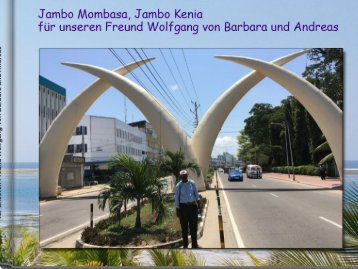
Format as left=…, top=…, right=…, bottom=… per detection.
left=212, top=136, right=238, bottom=157
left=170, top=84, right=179, bottom=91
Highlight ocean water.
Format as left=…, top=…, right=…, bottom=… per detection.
left=345, top=160, right=358, bottom=169
left=0, top=163, right=39, bottom=230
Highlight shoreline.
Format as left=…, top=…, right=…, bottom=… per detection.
left=1, top=168, right=39, bottom=174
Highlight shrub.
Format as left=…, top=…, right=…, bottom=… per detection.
left=271, top=165, right=320, bottom=176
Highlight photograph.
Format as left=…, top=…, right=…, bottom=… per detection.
left=39, top=48, right=343, bottom=249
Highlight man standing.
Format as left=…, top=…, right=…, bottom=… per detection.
left=175, top=170, right=200, bottom=248
left=319, top=163, right=327, bottom=180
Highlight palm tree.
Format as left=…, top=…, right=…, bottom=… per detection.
left=37, top=249, right=141, bottom=266
left=264, top=250, right=356, bottom=267
left=108, top=154, right=164, bottom=229
left=160, top=149, right=201, bottom=185
left=344, top=182, right=358, bottom=249
left=97, top=172, right=131, bottom=223
left=314, top=139, right=334, bottom=164
left=0, top=227, right=38, bottom=266
left=149, top=249, right=205, bottom=266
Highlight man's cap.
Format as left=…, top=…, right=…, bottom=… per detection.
left=180, top=170, right=188, bottom=176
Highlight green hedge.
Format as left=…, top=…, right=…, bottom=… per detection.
left=271, top=165, right=320, bottom=176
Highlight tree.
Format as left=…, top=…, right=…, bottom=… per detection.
left=160, top=149, right=200, bottom=184
left=38, top=249, right=141, bottom=266
left=303, top=49, right=343, bottom=109
left=149, top=249, right=205, bottom=266
left=291, top=100, right=311, bottom=165
left=108, top=154, right=165, bottom=229
left=97, top=172, right=129, bottom=224
left=237, top=130, right=254, bottom=163
left=0, top=227, right=38, bottom=266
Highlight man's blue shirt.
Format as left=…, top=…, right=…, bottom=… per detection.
left=175, top=179, right=199, bottom=209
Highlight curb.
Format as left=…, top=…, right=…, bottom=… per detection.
left=40, top=186, right=107, bottom=203
left=264, top=175, right=342, bottom=190
left=39, top=213, right=110, bottom=247
left=76, top=200, right=209, bottom=249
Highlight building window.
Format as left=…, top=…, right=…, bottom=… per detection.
left=76, top=126, right=87, bottom=135
left=67, top=144, right=74, bottom=154
left=75, top=144, right=87, bottom=153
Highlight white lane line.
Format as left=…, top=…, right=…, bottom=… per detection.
left=270, top=193, right=279, bottom=198
left=40, top=200, right=135, bottom=247
left=319, top=216, right=342, bottom=229
left=217, top=174, right=245, bottom=248
left=40, top=213, right=109, bottom=246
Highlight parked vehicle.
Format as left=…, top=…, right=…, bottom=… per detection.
left=218, top=168, right=224, bottom=173
left=246, top=164, right=262, bottom=179
left=228, top=168, right=244, bottom=181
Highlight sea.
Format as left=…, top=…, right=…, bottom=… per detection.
left=0, top=162, right=39, bottom=232
left=0, top=161, right=357, bottom=265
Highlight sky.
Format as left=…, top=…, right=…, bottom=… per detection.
left=39, top=48, right=307, bottom=158
left=1, top=0, right=357, bottom=163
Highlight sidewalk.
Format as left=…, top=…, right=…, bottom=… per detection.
left=264, top=172, right=342, bottom=189
left=40, top=184, right=108, bottom=204
left=197, top=182, right=238, bottom=248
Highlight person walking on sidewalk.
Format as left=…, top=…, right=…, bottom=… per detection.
left=175, top=169, right=200, bottom=248
left=319, top=163, right=326, bottom=180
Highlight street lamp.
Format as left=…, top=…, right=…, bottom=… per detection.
left=270, top=122, right=295, bottom=181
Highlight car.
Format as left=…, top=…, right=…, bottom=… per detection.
left=228, top=169, right=244, bottom=181
left=246, top=164, right=262, bottom=179
left=217, top=168, right=224, bottom=173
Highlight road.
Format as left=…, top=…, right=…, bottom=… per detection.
left=40, top=191, right=110, bottom=247
left=39, top=176, right=174, bottom=247
left=218, top=172, right=342, bottom=248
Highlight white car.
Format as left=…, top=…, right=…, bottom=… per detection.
left=217, top=168, right=224, bottom=173
left=246, top=164, right=262, bottom=179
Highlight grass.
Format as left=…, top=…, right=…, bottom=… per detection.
left=82, top=196, right=182, bottom=247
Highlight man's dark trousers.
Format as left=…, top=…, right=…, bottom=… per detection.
left=179, top=203, right=198, bottom=248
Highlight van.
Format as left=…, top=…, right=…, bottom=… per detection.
left=246, top=164, right=262, bottom=179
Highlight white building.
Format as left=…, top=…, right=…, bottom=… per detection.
left=129, top=120, right=161, bottom=160
left=67, top=115, right=148, bottom=162
left=39, top=76, right=66, bottom=141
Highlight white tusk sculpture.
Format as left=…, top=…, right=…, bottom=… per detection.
left=216, top=56, right=343, bottom=179
left=192, top=50, right=307, bottom=179
left=60, top=63, right=205, bottom=192
left=40, top=59, right=154, bottom=197
left=40, top=51, right=319, bottom=198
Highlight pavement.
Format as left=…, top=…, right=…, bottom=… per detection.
left=40, top=176, right=175, bottom=248
left=197, top=188, right=238, bottom=248
left=41, top=172, right=342, bottom=249
left=264, top=172, right=342, bottom=189
left=216, top=172, right=342, bottom=248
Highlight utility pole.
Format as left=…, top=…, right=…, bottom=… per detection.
left=190, top=101, right=200, bottom=128
left=286, top=123, right=295, bottom=181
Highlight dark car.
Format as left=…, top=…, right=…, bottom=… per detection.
left=228, top=169, right=244, bottom=182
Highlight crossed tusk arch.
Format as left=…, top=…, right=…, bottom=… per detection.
left=40, top=58, right=200, bottom=198
left=40, top=50, right=341, bottom=198
left=40, top=59, right=154, bottom=197
left=215, top=55, right=342, bottom=179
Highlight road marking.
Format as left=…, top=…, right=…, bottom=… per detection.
left=40, top=200, right=135, bottom=247
left=319, top=216, right=342, bottom=229
left=270, top=193, right=279, bottom=198
left=217, top=174, right=245, bottom=248
left=40, top=213, right=110, bottom=247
